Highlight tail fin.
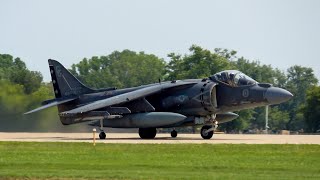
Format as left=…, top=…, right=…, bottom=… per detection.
left=49, top=59, right=96, bottom=125
left=48, top=59, right=94, bottom=98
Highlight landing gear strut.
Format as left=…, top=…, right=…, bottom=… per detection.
left=171, top=129, right=177, bottom=138
left=99, top=118, right=106, bottom=139
left=139, top=128, right=157, bottom=139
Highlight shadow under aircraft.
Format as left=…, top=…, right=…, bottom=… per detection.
left=25, top=60, right=293, bottom=139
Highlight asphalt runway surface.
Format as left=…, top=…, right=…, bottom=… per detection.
left=0, top=133, right=320, bottom=144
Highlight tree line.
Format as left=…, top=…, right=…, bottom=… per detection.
left=0, top=45, right=319, bottom=133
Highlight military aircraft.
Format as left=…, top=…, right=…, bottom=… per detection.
left=25, top=59, right=293, bottom=139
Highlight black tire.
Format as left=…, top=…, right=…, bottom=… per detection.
left=200, top=125, right=213, bottom=139
left=139, top=128, right=156, bottom=139
left=171, top=130, right=177, bottom=138
left=99, top=131, right=106, bottom=139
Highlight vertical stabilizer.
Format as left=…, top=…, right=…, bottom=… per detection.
left=48, top=59, right=94, bottom=98
left=48, top=59, right=96, bottom=125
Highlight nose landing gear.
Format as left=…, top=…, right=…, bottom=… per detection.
left=200, top=119, right=218, bottom=139
left=200, top=125, right=214, bottom=139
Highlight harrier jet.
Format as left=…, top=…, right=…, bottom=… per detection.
left=25, top=60, right=293, bottom=139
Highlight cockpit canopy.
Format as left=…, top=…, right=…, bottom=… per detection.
left=210, top=70, right=257, bottom=87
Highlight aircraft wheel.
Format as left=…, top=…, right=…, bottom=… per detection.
left=139, top=128, right=156, bottom=139
left=99, top=131, right=106, bottom=139
left=201, top=125, right=213, bottom=139
left=171, top=130, right=177, bottom=138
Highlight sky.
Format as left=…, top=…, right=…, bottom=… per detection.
left=1, top=0, right=319, bottom=82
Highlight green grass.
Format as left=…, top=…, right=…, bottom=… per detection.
left=0, top=142, right=319, bottom=179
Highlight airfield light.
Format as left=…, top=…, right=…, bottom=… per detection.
left=93, top=128, right=96, bottom=146
left=265, top=106, right=269, bottom=134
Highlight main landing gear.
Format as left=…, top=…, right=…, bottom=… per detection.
left=138, top=128, right=177, bottom=139
left=139, top=128, right=157, bottom=139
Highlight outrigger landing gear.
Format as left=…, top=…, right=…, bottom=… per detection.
left=99, top=118, right=106, bottom=139
left=99, top=131, right=106, bottom=139
left=171, top=129, right=177, bottom=138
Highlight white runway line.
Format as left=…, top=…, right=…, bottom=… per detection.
left=0, top=133, right=319, bottom=144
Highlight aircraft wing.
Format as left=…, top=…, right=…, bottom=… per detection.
left=24, top=97, right=77, bottom=114
left=60, top=81, right=195, bottom=115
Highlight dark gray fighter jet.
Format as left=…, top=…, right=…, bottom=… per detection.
left=25, top=60, right=293, bottom=139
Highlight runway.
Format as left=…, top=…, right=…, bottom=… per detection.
left=0, top=132, right=320, bottom=144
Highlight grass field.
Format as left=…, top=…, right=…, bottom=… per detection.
left=0, top=142, right=319, bottom=179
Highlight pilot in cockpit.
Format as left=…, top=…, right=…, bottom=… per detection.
left=228, top=73, right=235, bottom=87
left=211, top=70, right=257, bottom=87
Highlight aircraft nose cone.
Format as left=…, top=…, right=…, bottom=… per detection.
left=265, top=87, right=293, bottom=105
